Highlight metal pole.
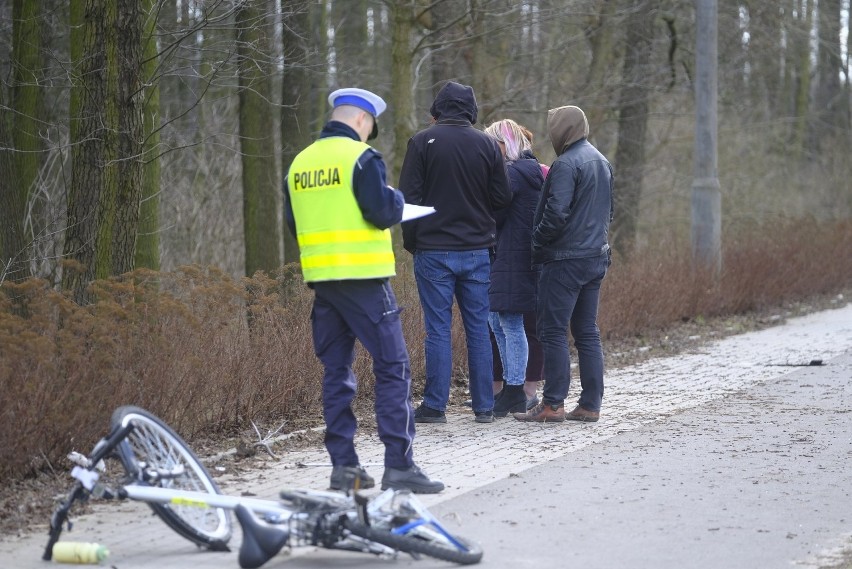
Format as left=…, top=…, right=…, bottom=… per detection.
left=691, top=0, right=722, bottom=276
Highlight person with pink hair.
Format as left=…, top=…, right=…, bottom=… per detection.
left=482, top=119, right=546, bottom=416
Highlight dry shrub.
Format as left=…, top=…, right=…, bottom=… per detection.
left=0, top=266, right=323, bottom=479
left=1, top=218, right=850, bottom=480
left=601, top=218, right=852, bottom=337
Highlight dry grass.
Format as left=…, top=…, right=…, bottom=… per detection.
left=1, top=218, right=850, bottom=481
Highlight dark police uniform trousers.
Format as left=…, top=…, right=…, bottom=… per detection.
left=311, top=278, right=415, bottom=470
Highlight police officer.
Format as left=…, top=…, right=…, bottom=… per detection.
left=284, top=88, right=444, bottom=494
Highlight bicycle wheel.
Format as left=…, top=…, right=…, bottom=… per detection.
left=343, top=518, right=483, bottom=565
left=110, top=406, right=232, bottom=550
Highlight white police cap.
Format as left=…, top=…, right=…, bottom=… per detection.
left=328, top=88, right=387, bottom=140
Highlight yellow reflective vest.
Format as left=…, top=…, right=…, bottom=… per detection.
left=287, top=137, right=395, bottom=282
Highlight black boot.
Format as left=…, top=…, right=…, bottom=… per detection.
left=493, top=384, right=527, bottom=417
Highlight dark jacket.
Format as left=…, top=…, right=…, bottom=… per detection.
left=489, top=153, right=544, bottom=313
left=399, top=82, right=512, bottom=252
left=532, top=106, right=613, bottom=264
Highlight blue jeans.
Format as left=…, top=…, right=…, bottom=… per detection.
left=488, top=312, right=528, bottom=386
left=413, top=250, right=494, bottom=413
left=537, top=253, right=609, bottom=411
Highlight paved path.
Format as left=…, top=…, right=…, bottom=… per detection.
left=2, top=303, right=851, bottom=568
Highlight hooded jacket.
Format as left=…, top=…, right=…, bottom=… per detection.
left=399, top=82, right=511, bottom=252
left=489, top=153, right=544, bottom=313
left=531, top=106, right=614, bottom=264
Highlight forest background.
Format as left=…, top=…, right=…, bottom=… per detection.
left=0, top=0, right=851, bottom=480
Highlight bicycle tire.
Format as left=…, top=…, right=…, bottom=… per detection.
left=343, top=518, right=483, bottom=565
left=110, top=406, right=232, bottom=550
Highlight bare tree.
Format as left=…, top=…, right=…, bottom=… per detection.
left=331, top=0, right=368, bottom=86
left=136, top=0, right=162, bottom=271
left=390, top=0, right=417, bottom=179
left=581, top=0, right=619, bottom=132
left=813, top=0, right=846, bottom=139
left=0, top=102, right=23, bottom=283
left=792, top=0, right=815, bottom=155
left=2, top=0, right=44, bottom=281
left=281, top=0, right=316, bottom=266
left=611, top=0, right=655, bottom=257
left=63, top=0, right=145, bottom=301
left=422, top=0, right=466, bottom=95
left=236, top=0, right=281, bottom=276
left=112, top=0, right=146, bottom=276
left=746, top=2, right=783, bottom=121
left=3, top=0, right=850, bottom=286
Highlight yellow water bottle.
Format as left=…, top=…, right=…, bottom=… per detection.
left=52, top=541, right=110, bottom=564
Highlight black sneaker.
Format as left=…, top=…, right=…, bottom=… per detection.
left=414, top=404, right=447, bottom=424
left=329, top=465, right=375, bottom=491
left=474, top=410, right=494, bottom=423
left=381, top=464, right=445, bottom=494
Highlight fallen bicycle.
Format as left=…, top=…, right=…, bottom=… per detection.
left=43, top=406, right=483, bottom=567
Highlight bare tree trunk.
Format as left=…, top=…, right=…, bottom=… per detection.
left=281, top=0, right=313, bottom=266
left=848, top=0, right=852, bottom=137
left=390, top=0, right=415, bottom=180
left=331, top=0, right=367, bottom=86
left=813, top=0, right=845, bottom=136
left=611, top=0, right=654, bottom=258
left=2, top=0, right=43, bottom=281
left=793, top=0, right=814, bottom=156
left=237, top=0, right=282, bottom=276
left=0, top=103, right=23, bottom=283
left=63, top=0, right=145, bottom=300
left=111, top=0, right=145, bottom=276
left=63, top=0, right=117, bottom=301
left=581, top=0, right=617, bottom=131
left=135, top=0, right=161, bottom=270
left=468, top=0, right=508, bottom=124
left=717, top=0, right=746, bottom=104
left=309, top=0, right=328, bottom=138
left=534, top=0, right=553, bottom=160
left=426, top=0, right=460, bottom=95
left=780, top=0, right=796, bottom=119
left=748, top=2, right=783, bottom=120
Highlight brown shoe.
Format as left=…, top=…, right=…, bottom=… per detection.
left=565, top=405, right=600, bottom=422
left=513, top=401, right=565, bottom=422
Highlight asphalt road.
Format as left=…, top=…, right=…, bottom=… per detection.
left=429, top=350, right=852, bottom=569
left=269, top=350, right=852, bottom=569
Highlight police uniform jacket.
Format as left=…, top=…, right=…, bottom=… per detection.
left=284, top=120, right=404, bottom=273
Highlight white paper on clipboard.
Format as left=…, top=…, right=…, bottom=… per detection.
left=402, top=203, right=436, bottom=222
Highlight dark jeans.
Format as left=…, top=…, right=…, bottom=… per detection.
left=311, top=279, right=415, bottom=469
left=537, top=253, right=609, bottom=411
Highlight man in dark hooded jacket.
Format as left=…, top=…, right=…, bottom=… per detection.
left=514, top=105, right=614, bottom=423
left=399, top=81, right=512, bottom=424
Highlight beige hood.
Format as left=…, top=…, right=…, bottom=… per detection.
left=547, top=106, right=589, bottom=155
